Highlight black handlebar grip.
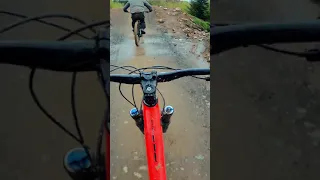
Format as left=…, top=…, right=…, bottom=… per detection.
left=0, top=40, right=97, bottom=71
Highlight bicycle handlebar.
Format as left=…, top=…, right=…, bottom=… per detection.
left=211, top=21, right=320, bottom=54
left=0, top=40, right=109, bottom=72
left=110, top=68, right=210, bottom=84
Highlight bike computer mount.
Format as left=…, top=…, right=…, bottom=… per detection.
left=140, top=71, right=158, bottom=107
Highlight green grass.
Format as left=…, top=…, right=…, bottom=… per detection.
left=149, top=1, right=210, bottom=30
left=110, top=1, right=123, bottom=9
left=149, top=1, right=190, bottom=13
left=192, top=16, right=210, bottom=32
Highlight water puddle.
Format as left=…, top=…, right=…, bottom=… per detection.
left=111, top=38, right=135, bottom=62
left=111, top=24, right=209, bottom=68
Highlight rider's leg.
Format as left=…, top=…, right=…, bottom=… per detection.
left=131, top=20, right=135, bottom=31
left=131, top=13, right=138, bottom=32
left=139, top=13, right=146, bottom=34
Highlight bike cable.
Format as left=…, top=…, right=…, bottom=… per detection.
left=0, top=11, right=110, bottom=168
left=0, top=11, right=90, bottom=39
left=110, top=65, right=210, bottom=112
left=0, top=12, right=92, bottom=145
left=57, top=20, right=109, bottom=166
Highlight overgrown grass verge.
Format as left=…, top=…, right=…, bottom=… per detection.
left=149, top=1, right=189, bottom=13
left=110, top=1, right=123, bottom=9
left=149, top=1, right=209, bottom=31
left=192, top=17, right=210, bottom=32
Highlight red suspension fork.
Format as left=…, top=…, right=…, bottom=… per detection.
left=143, top=102, right=167, bottom=180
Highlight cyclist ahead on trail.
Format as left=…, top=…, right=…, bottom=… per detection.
left=123, top=0, right=153, bottom=34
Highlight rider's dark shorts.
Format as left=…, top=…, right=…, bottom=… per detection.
left=131, top=12, right=145, bottom=29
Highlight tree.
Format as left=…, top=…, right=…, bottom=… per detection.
left=188, top=0, right=210, bottom=21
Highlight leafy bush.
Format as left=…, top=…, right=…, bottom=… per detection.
left=188, top=0, right=210, bottom=21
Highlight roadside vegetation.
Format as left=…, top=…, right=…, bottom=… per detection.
left=188, top=0, right=210, bottom=31
left=111, top=0, right=209, bottom=31
left=149, top=1, right=189, bottom=12
left=110, top=1, right=123, bottom=8
left=188, top=0, right=209, bottom=21
left=192, top=16, right=210, bottom=32
left=149, top=0, right=210, bottom=32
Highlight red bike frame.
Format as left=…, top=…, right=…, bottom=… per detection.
left=143, top=101, right=167, bottom=180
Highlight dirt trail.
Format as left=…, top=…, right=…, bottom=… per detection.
left=110, top=9, right=210, bottom=180
left=153, top=6, right=210, bottom=62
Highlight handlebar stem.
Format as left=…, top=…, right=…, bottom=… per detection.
left=141, top=71, right=158, bottom=107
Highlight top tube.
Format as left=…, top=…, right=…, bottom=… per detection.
left=211, top=21, right=320, bottom=54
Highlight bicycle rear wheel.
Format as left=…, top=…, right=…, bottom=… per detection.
left=134, top=21, right=140, bottom=46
